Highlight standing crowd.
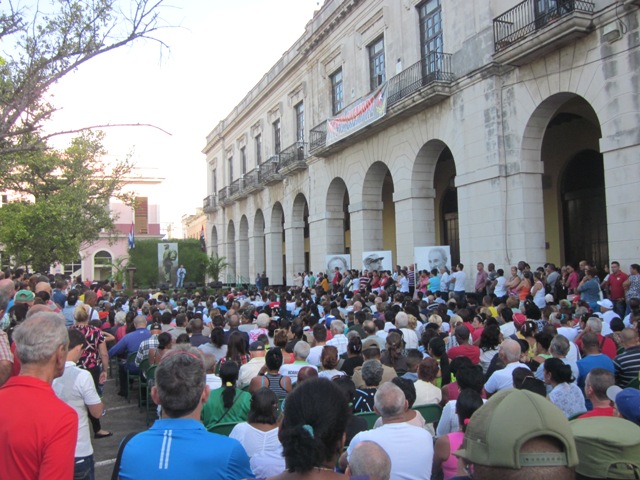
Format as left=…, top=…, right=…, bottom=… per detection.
left=0, top=259, right=639, bottom=479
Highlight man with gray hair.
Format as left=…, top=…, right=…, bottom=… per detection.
left=326, top=319, right=348, bottom=355
left=346, top=441, right=391, bottom=480
left=0, top=312, right=78, bottom=479
left=485, top=338, right=530, bottom=396
left=535, top=334, right=579, bottom=386
left=279, top=340, right=317, bottom=384
left=343, top=382, right=433, bottom=479
left=116, top=346, right=252, bottom=479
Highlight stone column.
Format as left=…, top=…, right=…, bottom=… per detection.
left=309, top=210, right=345, bottom=274
left=249, top=233, right=265, bottom=281
left=349, top=200, right=384, bottom=271
left=393, top=187, right=436, bottom=267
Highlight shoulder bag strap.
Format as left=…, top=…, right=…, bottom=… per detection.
left=111, top=432, right=138, bottom=480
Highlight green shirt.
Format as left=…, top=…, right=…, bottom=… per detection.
left=201, top=387, right=251, bottom=429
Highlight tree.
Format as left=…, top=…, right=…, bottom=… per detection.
left=0, top=131, right=133, bottom=272
left=205, top=254, right=229, bottom=283
left=0, top=0, right=168, bottom=271
left=0, top=0, right=168, bottom=162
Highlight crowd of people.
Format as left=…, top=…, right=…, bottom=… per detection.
left=0, top=258, right=639, bottom=479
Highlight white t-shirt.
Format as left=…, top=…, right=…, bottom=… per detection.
left=401, top=328, right=419, bottom=350
left=229, top=423, right=281, bottom=458
left=306, top=345, right=324, bottom=367
left=53, top=361, right=101, bottom=457
left=452, top=271, right=467, bottom=292
left=347, top=423, right=433, bottom=480
left=494, top=276, right=507, bottom=297
left=485, top=361, right=530, bottom=394
left=278, top=362, right=317, bottom=384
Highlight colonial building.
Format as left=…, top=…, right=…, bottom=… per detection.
left=203, top=0, right=640, bottom=287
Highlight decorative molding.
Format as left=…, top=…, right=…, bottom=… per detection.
left=267, top=103, right=282, bottom=124
left=250, top=120, right=264, bottom=137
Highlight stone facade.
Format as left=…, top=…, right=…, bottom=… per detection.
left=203, top=0, right=640, bottom=287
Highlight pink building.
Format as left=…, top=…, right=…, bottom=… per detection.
left=50, top=170, right=165, bottom=282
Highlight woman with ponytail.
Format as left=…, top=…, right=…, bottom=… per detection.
left=201, top=361, right=251, bottom=429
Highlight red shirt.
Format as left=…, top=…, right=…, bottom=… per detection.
left=607, top=272, right=629, bottom=301
left=447, top=344, right=481, bottom=365
left=576, top=334, right=618, bottom=360
left=578, top=406, right=615, bottom=418
left=0, top=376, right=77, bottom=480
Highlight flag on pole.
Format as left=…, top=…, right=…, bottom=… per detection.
left=200, top=225, right=206, bottom=252
left=128, top=223, right=135, bottom=250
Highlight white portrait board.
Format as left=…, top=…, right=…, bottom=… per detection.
left=362, top=250, right=393, bottom=272
left=415, top=246, right=452, bottom=273
left=326, top=254, right=351, bottom=275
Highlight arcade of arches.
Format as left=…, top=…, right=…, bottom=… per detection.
left=207, top=93, right=617, bottom=286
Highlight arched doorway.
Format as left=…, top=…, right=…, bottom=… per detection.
left=226, top=220, right=236, bottom=283
left=267, top=203, right=285, bottom=286
left=360, top=162, right=396, bottom=263
left=93, top=250, right=112, bottom=282
left=325, top=177, right=351, bottom=256
left=561, top=150, right=607, bottom=269
left=211, top=226, right=218, bottom=256
left=433, top=147, right=459, bottom=267
left=533, top=94, right=606, bottom=269
left=290, top=193, right=310, bottom=280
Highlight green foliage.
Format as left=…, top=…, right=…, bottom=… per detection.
left=128, top=239, right=207, bottom=288
left=205, top=254, right=229, bottom=282
left=0, top=132, right=132, bottom=271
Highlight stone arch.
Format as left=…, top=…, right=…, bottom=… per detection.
left=238, top=215, right=249, bottom=283
left=287, top=193, right=309, bottom=284
left=226, top=220, right=236, bottom=282
left=325, top=177, right=351, bottom=255
left=350, top=162, right=395, bottom=266
left=521, top=93, right=606, bottom=269
left=252, top=209, right=266, bottom=279
left=266, top=202, right=285, bottom=286
left=210, top=225, right=218, bottom=256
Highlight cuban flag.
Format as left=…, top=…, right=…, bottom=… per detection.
left=200, top=225, right=206, bottom=252
left=128, top=223, right=135, bottom=250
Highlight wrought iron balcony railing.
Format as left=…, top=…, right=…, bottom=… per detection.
left=203, top=194, right=217, bottom=212
left=258, top=156, right=282, bottom=185
left=218, top=186, right=229, bottom=204
left=493, top=0, right=595, bottom=52
left=310, top=122, right=327, bottom=152
left=279, top=141, right=308, bottom=166
left=228, top=177, right=241, bottom=197
left=242, top=168, right=260, bottom=192
left=387, top=53, right=454, bottom=106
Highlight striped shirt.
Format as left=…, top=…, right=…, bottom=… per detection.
left=614, top=345, right=640, bottom=386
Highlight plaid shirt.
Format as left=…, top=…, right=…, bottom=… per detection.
left=327, top=334, right=348, bottom=356
left=0, top=330, right=13, bottom=363
left=135, top=334, right=159, bottom=366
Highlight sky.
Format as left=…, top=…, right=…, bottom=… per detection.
left=43, top=0, right=324, bottom=237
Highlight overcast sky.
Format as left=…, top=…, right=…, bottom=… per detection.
left=45, top=0, right=323, bottom=236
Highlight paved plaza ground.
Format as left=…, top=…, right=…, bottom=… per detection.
left=93, top=377, right=152, bottom=480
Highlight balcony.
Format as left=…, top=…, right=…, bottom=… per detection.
left=310, top=53, right=453, bottom=157
left=258, top=156, right=283, bottom=185
left=218, top=186, right=229, bottom=206
left=228, top=178, right=243, bottom=200
left=241, top=168, right=263, bottom=195
left=493, top=0, right=595, bottom=66
left=279, top=141, right=308, bottom=175
left=203, top=194, right=217, bottom=213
